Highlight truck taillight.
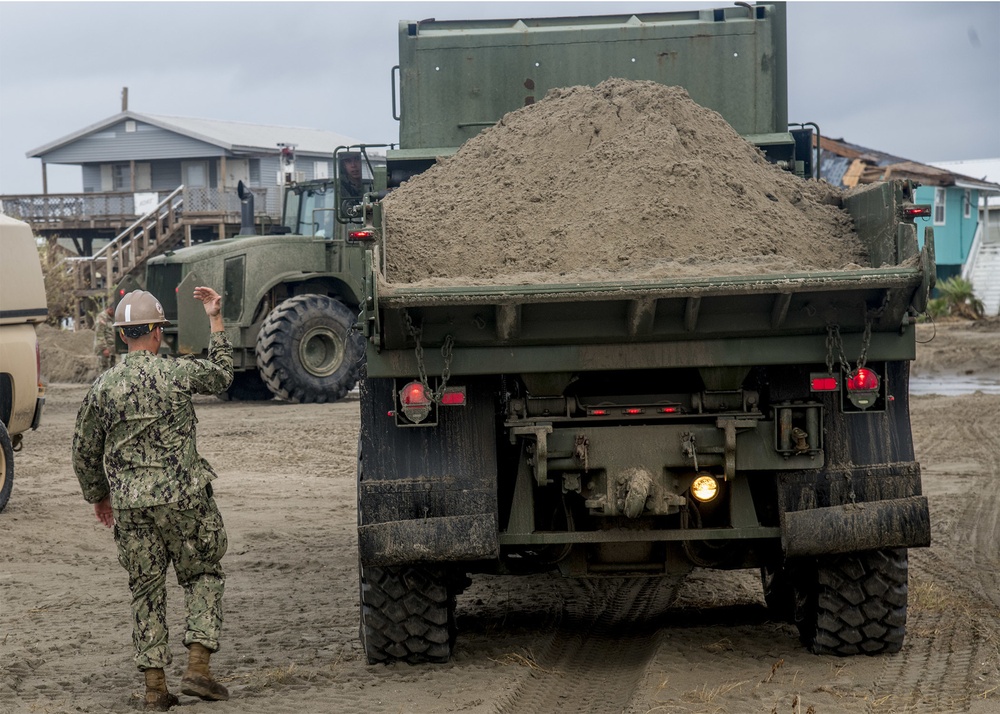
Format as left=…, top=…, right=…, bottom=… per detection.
left=440, top=387, right=466, bottom=405
left=846, top=368, right=879, bottom=392
left=901, top=204, right=932, bottom=219
left=845, top=367, right=880, bottom=410
left=811, top=375, right=838, bottom=391
left=400, top=381, right=432, bottom=423
left=348, top=230, right=376, bottom=241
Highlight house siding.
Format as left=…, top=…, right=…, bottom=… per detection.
left=40, top=120, right=225, bottom=164
left=914, top=185, right=980, bottom=268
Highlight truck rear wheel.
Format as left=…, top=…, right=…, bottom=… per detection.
left=796, top=548, right=908, bottom=656
left=359, top=564, right=457, bottom=664
left=0, top=422, right=13, bottom=513
left=256, top=295, right=364, bottom=403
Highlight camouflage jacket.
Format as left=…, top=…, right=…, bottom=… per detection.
left=72, top=332, right=234, bottom=509
left=93, top=310, right=116, bottom=356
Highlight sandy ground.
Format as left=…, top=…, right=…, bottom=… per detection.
left=2, top=321, right=998, bottom=714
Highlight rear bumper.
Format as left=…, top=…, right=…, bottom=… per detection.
left=358, top=513, right=499, bottom=566
left=781, top=495, right=930, bottom=557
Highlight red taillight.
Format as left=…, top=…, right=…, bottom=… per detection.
left=902, top=204, right=932, bottom=219
left=399, top=381, right=432, bottom=424
left=811, top=376, right=839, bottom=391
left=401, top=382, right=430, bottom=406
left=440, top=388, right=466, bottom=406
left=846, top=368, right=879, bottom=391
left=659, top=406, right=677, bottom=414
left=588, top=409, right=608, bottom=416
left=623, top=408, right=644, bottom=415
left=348, top=230, right=376, bottom=241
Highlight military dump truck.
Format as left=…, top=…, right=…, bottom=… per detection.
left=124, top=154, right=385, bottom=402
left=0, top=215, right=47, bottom=512
left=352, top=4, right=936, bottom=663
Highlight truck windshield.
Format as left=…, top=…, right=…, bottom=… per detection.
left=295, top=185, right=336, bottom=237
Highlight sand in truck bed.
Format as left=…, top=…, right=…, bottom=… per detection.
left=380, top=78, right=867, bottom=287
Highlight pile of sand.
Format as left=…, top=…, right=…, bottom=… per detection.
left=37, top=324, right=99, bottom=384
left=381, top=79, right=865, bottom=286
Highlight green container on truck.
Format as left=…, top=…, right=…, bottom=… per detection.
left=351, top=3, right=936, bottom=663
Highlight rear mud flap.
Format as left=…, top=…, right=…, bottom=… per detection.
left=358, top=513, right=499, bottom=566
left=781, top=495, right=930, bottom=557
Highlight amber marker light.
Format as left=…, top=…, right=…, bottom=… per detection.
left=691, top=474, right=719, bottom=502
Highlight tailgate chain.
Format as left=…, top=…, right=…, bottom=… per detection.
left=826, top=320, right=873, bottom=376
left=404, top=310, right=454, bottom=402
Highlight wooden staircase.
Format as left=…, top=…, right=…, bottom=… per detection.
left=67, top=186, right=187, bottom=322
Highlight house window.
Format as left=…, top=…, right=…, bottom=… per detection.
left=314, top=161, right=329, bottom=180
left=934, top=187, right=946, bottom=225
left=125, top=120, right=137, bottom=133
left=963, top=189, right=972, bottom=219
left=112, top=163, right=131, bottom=191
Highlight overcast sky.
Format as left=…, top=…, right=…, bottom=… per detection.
left=1, top=1, right=997, bottom=195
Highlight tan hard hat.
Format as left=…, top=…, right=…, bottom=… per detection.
left=113, top=290, right=171, bottom=327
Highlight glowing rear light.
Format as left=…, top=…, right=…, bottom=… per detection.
left=902, top=204, right=932, bottom=219
left=588, top=409, right=608, bottom=416
left=401, top=382, right=430, bottom=406
left=399, top=381, right=432, bottom=424
left=659, top=406, right=677, bottom=414
left=440, top=388, right=466, bottom=405
left=846, top=368, right=879, bottom=391
left=348, top=230, right=376, bottom=241
left=623, top=408, right=644, bottom=415
left=811, top=376, right=839, bottom=391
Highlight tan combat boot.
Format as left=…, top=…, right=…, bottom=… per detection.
left=181, top=642, right=230, bottom=701
left=143, top=668, right=179, bottom=711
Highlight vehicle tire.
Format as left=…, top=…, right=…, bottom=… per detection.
left=356, top=434, right=457, bottom=664
left=359, top=564, right=457, bottom=664
left=795, top=548, right=908, bottom=656
left=216, top=369, right=273, bottom=402
left=0, top=422, right=14, bottom=513
left=256, top=295, right=364, bottom=403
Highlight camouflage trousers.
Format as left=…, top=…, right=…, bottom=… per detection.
left=113, top=492, right=228, bottom=670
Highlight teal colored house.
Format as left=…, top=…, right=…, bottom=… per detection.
left=817, top=137, right=1000, bottom=285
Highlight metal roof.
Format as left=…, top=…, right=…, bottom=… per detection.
left=26, top=111, right=365, bottom=159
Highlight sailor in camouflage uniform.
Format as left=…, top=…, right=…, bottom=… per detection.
left=72, top=287, right=234, bottom=711
left=93, top=303, right=117, bottom=371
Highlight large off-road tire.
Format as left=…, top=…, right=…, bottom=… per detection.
left=255, top=295, right=364, bottom=403
left=215, top=369, right=273, bottom=402
left=796, top=548, right=908, bottom=656
left=359, top=564, right=457, bottom=664
left=0, top=422, right=14, bottom=513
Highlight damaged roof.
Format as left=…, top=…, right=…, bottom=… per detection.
left=818, top=136, right=1000, bottom=193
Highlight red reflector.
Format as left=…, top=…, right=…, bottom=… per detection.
left=440, top=389, right=465, bottom=405
left=659, top=406, right=677, bottom=413
left=811, top=376, right=838, bottom=391
left=623, top=408, right=644, bottom=415
left=401, top=382, right=430, bottom=406
left=902, top=205, right=932, bottom=218
left=589, top=409, right=608, bottom=416
left=348, top=230, right=375, bottom=241
left=847, top=368, right=879, bottom=391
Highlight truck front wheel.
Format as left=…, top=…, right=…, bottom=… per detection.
left=256, top=295, right=364, bottom=403
left=0, top=422, right=13, bottom=513
left=796, top=548, right=908, bottom=655
left=359, top=564, right=457, bottom=664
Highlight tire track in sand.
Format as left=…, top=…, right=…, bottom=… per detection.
left=494, top=576, right=681, bottom=714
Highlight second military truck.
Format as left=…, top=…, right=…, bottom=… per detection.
left=351, top=4, right=935, bottom=664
